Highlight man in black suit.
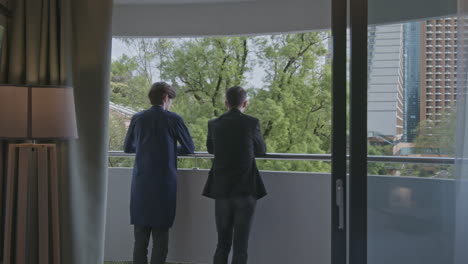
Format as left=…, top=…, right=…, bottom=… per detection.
left=203, top=86, right=267, bottom=264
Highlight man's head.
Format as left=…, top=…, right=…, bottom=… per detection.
left=225, top=86, right=248, bottom=112
left=148, top=82, right=176, bottom=110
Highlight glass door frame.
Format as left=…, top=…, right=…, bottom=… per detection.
left=331, top=0, right=348, bottom=262
left=331, top=0, right=368, bottom=262
left=348, top=0, right=368, bottom=263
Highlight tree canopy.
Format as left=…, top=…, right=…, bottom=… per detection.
left=110, top=33, right=332, bottom=172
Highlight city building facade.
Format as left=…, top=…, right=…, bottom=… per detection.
left=367, top=24, right=405, bottom=141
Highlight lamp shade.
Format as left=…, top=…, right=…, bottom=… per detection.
left=0, top=85, right=78, bottom=139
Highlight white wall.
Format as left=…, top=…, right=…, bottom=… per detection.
left=105, top=168, right=332, bottom=263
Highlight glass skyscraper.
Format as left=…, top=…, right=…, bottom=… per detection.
left=403, top=22, right=421, bottom=142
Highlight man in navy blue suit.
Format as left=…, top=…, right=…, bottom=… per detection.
left=124, top=82, right=195, bottom=264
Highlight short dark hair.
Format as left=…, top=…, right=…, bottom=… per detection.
left=226, top=86, right=247, bottom=108
left=148, top=82, right=176, bottom=105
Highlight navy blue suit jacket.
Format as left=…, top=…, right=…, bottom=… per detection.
left=124, top=105, right=194, bottom=228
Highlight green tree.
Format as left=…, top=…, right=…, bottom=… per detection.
left=108, top=112, right=134, bottom=167
left=158, top=37, right=252, bottom=169
left=162, top=37, right=251, bottom=117
left=110, top=34, right=333, bottom=172
left=166, top=37, right=252, bottom=169
left=414, top=109, right=456, bottom=156
left=249, top=33, right=331, bottom=172
left=119, top=38, right=175, bottom=84
left=110, top=55, right=149, bottom=110
left=367, top=143, right=393, bottom=175
left=400, top=109, right=458, bottom=178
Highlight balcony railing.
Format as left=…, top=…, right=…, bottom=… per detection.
left=108, top=151, right=456, bottom=165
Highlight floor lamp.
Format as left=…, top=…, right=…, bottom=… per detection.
left=0, top=85, right=78, bottom=264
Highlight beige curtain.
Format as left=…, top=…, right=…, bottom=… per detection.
left=0, top=0, right=113, bottom=263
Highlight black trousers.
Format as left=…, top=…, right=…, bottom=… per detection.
left=133, top=225, right=169, bottom=264
left=214, top=196, right=257, bottom=264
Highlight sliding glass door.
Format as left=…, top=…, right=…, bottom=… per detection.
left=341, top=0, right=461, bottom=263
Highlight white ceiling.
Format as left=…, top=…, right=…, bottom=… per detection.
left=113, top=0, right=330, bottom=37
left=114, top=0, right=255, bottom=5
left=112, top=0, right=457, bottom=37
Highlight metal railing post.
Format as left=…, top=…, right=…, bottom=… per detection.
left=193, top=157, right=199, bottom=170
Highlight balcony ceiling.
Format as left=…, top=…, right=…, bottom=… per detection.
left=112, top=0, right=457, bottom=37
left=114, top=0, right=255, bottom=4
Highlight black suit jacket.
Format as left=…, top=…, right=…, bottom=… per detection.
left=202, top=108, right=267, bottom=199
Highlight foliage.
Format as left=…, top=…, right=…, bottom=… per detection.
left=413, top=110, right=456, bottom=156
left=108, top=34, right=456, bottom=177
left=367, top=143, right=393, bottom=175
left=367, top=108, right=457, bottom=177
left=109, top=33, right=332, bottom=172
left=110, top=55, right=149, bottom=110
left=249, top=33, right=331, bottom=172
left=162, top=37, right=251, bottom=117
left=108, top=112, right=134, bottom=168
left=397, top=111, right=457, bottom=178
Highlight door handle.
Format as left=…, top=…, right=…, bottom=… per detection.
left=336, top=179, right=344, bottom=230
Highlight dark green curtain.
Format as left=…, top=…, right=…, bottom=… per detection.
left=0, top=0, right=113, bottom=263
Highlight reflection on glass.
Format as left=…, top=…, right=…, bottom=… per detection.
left=368, top=17, right=457, bottom=178
left=367, top=16, right=457, bottom=264
left=389, top=186, right=413, bottom=208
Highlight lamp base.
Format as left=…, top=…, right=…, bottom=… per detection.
left=3, top=143, right=60, bottom=264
